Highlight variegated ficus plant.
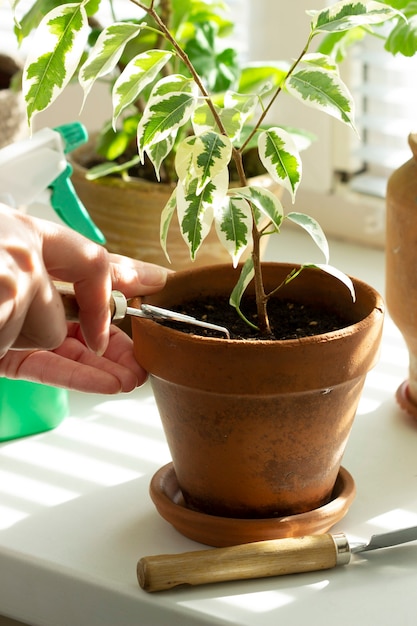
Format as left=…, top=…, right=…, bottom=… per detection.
left=14, top=0, right=401, bottom=335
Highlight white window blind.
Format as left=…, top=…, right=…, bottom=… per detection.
left=348, top=30, right=417, bottom=199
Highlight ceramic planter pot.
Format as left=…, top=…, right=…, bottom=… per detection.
left=131, top=263, right=384, bottom=545
left=69, top=139, right=281, bottom=269
left=386, top=134, right=417, bottom=419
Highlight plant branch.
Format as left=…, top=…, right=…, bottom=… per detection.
left=133, top=0, right=229, bottom=138
left=241, top=34, right=314, bottom=154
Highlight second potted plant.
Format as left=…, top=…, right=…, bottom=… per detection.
left=17, top=0, right=396, bottom=545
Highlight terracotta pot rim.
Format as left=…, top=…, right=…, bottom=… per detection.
left=138, top=262, right=384, bottom=347
left=132, top=262, right=384, bottom=393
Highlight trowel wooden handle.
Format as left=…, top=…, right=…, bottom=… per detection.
left=53, top=281, right=123, bottom=322
left=137, top=533, right=350, bottom=592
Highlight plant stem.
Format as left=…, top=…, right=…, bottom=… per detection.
left=132, top=0, right=313, bottom=337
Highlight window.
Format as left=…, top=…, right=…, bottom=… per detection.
left=349, top=31, right=417, bottom=199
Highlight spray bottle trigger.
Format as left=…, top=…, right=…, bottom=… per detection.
left=49, top=164, right=106, bottom=245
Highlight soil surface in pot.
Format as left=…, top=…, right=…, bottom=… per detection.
left=161, top=296, right=353, bottom=340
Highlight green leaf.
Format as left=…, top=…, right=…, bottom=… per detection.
left=192, top=92, right=257, bottom=143
left=175, top=131, right=232, bottom=195
left=160, top=188, right=178, bottom=263
left=229, top=258, right=258, bottom=329
left=177, top=168, right=229, bottom=259
left=317, top=28, right=367, bottom=62
left=177, top=178, right=214, bottom=260
left=137, top=74, right=198, bottom=162
left=112, top=49, right=173, bottom=124
left=286, top=212, right=330, bottom=263
left=184, top=21, right=239, bottom=92
left=258, top=128, right=302, bottom=202
left=147, top=132, right=177, bottom=181
left=230, top=185, right=284, bottom=231
left=214, top=196, right=252, bottom=266
left=94, top=120, right=134, bottom=161
left=79, top=23, right=144, bottom=105
left=309, top=0, right=403, bottom=35
left=310, top=264, right=356, bottom=301
left=237, top=62, right=288, bottom=94
left=286, top=66, right=356, bottom=130
left=175, top=135, right=196, bottom=182
left=193, top=131, right=233, bottom=194
left=22, top=3, right=89, bottom=126
left=85, top=155, right=141, bottom=180
left=384, top=7, right=417, bottom=56
left=301, top=53, right=340, bottom=72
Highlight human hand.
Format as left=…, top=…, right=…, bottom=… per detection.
left=0, top=204, right=169, bottom=392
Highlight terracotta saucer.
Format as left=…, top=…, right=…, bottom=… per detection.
left=396, top=380, right=417, bottom=421
left=149, top=462, right=356, bottom=547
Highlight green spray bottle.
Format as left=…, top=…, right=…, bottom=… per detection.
left=0, top=122, right=105, bottom=441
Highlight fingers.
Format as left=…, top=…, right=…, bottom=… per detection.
left=108, top=254, right=171, bottom=299
left=0, top=205, right=170, bottom=372
left=36, top=217, right=113, bottom=355
left=0, top=325, right=147, bottom=394
left=9, top=279, right=67, bottom=352
left=0, top=207, right=68, bottom=355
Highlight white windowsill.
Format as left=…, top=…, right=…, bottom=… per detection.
left=0, top=230, right=415, bottom=626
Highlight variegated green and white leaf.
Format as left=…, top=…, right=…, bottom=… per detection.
left=286, top=65, right=355, bottom=130
left=309, top=263, right=356, bottom=301
left=286, top=212, right=329, bottom=263
left=175, top=131, right=231, bottom=195
left=192, top=102, right=241, bottom=142
left=175, top=135, right=196, bottom=184
left=229, top=258, right=257, bottom=329
left=224, top=91, right=258, bottom=119
left=79, top=23, right=143, bottom=106
left=223, top=91, right=258, bottom=140
left=231, top=185, right=284, bottom=231
left=177, top=178, right=215, bottom=260
left=147, top=131, right=177, bottom=181
left=137, top=74, right=198, bottom=162
left=308, top=1, right=402, bottom=35
left=192, top=102, right=221, bottom=136
left=301, top=53, right=339, bottom=72
left=215, top=196, right=252, bottom=267
left=85, top=155, right=141, bottom=180
left=160, top=187, right=178, bottom=263
left=177, top=168, right=229, bottom=259
left=112, top=49, right=173, bottom=124
left=23, top=3, right=88, bottom=126
left=258, top=128, right=302, bottom=202
left=192, top=90, right=257, bottom=141
left=192, top=131, right=232, bottom=195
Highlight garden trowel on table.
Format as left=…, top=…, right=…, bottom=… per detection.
left=137, top=525, right=417, bottom=592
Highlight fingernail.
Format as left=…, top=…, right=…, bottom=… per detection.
left=142, top=266, right=169, bottom=287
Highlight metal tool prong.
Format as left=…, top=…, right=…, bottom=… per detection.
left=130, top=303, right=231, bottom=339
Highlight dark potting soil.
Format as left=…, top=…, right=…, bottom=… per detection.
left=161, top=297, right=352, bottom=341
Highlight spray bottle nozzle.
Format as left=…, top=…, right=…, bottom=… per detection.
left=0, top=122, right=106, bottom=245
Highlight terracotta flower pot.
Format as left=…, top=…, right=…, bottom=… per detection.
left=132, top=263, right=384, bottom=544
left=386, top=133, right=417, bottom=419
left=69, top=138, right=281, bottom=269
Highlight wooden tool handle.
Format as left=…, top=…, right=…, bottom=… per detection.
left=53, top=281, right=117, bottom=321
left=138, top=534, right=349, bottom=592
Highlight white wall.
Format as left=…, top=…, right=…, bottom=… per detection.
left=247, top=0, right=335, bottom=194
